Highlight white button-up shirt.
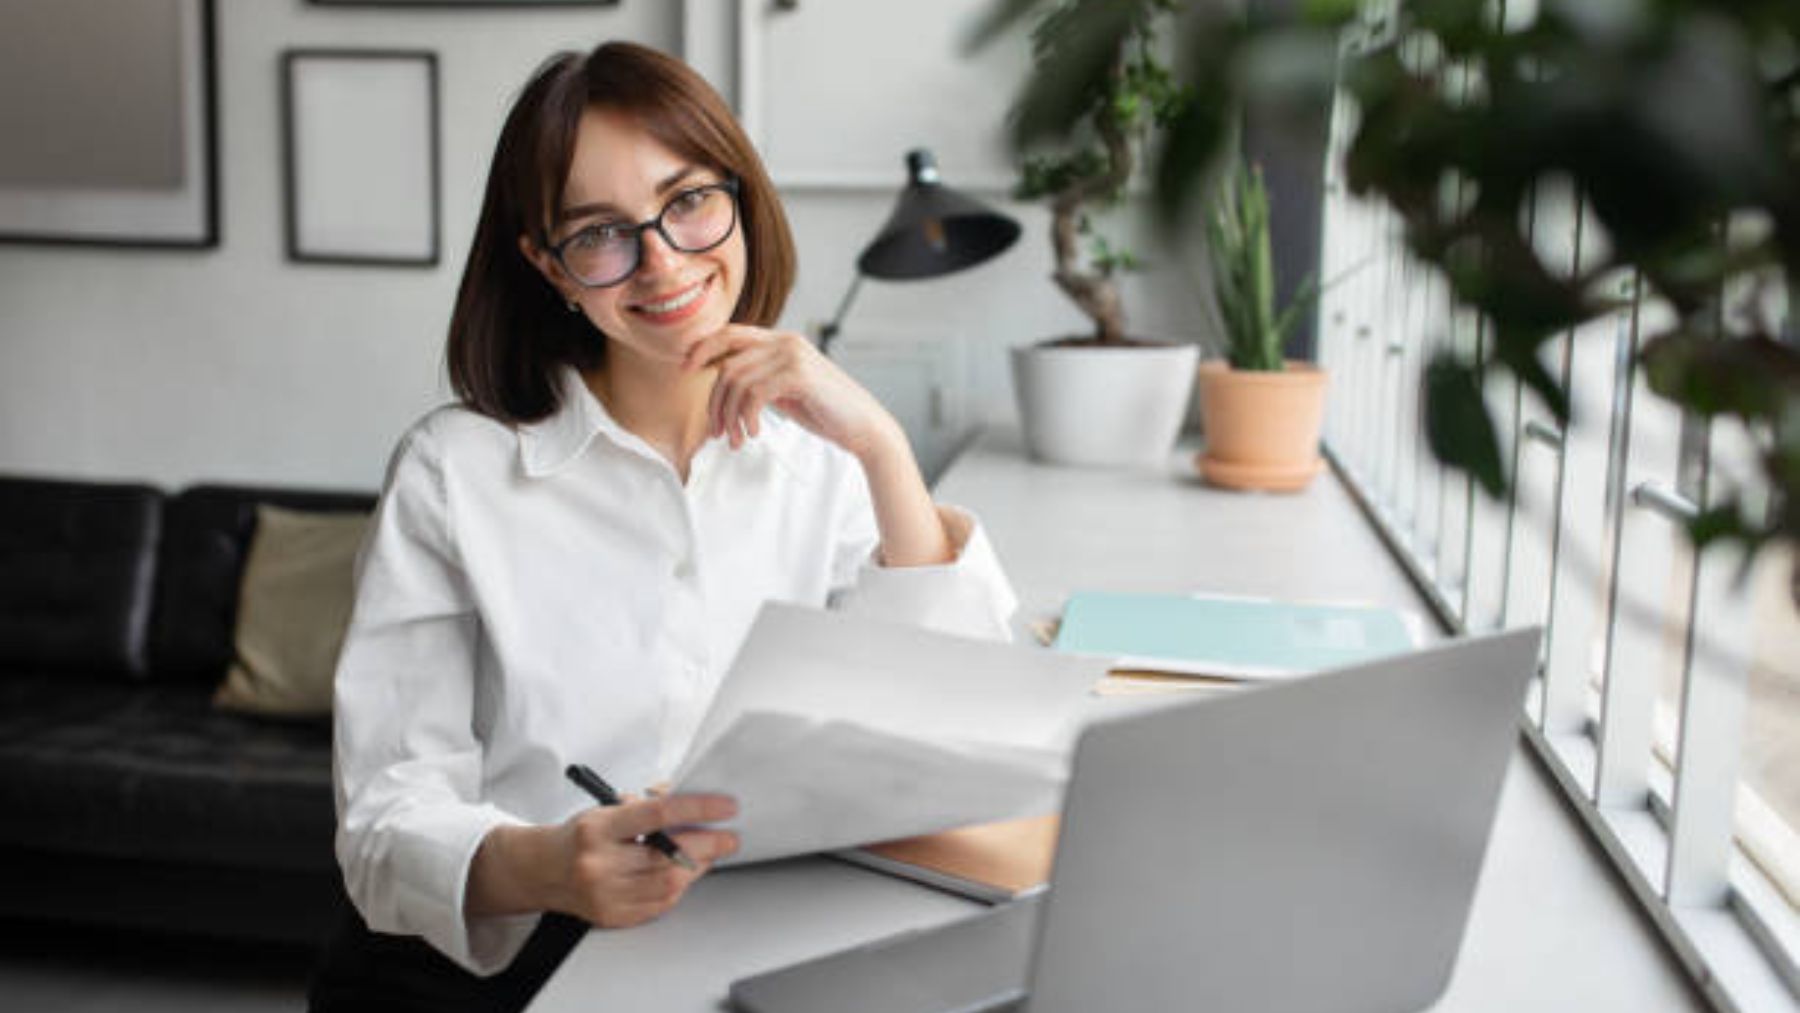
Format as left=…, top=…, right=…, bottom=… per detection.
left=332, top=368, right=1017, bottom=975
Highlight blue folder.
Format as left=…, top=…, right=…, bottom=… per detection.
left=1052, top=590, right=1418, bottom=680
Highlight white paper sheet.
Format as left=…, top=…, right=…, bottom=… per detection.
left=667, top=603, right=1108, bottom=864
left=675, top=602, right=1106, bottom=782
left=676, top=711, right=1065, bottom=864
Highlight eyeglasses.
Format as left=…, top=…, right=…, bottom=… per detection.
left=547, top=178, right=741, bottom=289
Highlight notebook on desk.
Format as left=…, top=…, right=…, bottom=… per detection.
left=1053, top=589, right=1420, bottom=680
left=730, top=627, right=1541, bottom=1013
left=834, top=815, right=1060, bottom=903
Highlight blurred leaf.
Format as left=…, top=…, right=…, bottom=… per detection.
left=1563, top=18, right=1784, bottom=264
left=1639, top=331, right=1800, bottom=420
left=1643, top=237, right=1789, bottom=317
left=1425, top=354, right=1508, bottom=497
left=1634, top=17, right=1784, bottom=206
left=1441, top=227, right=1596, bottom=343
left=1299, top=0, right=1360, bottom=27
left=1686, top=501, right=1774, bottom=594
left=1493, top=333, right=1573, bottom=424
left=1412, top=0, right=1489, bottom=54
left=964, top=0, right=1050, bottom=54
left=1090, top=234, right=1144, bottom=275
left=1015, top=149, right=1109, bottom=200
left=1147, top=13, right=1240, bottom=230
left=1342, top=54, right=1462, bottom=216
left=1153, top=69, right=1232, bottom=229
left=1008, top=0, right=1140, bottom=149
left=1687, top=502, right=1761, bottom=551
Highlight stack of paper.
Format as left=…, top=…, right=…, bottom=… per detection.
left=670, top=603, right=1108, bottom=865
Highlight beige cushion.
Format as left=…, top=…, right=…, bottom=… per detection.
left=213, top=504, right=370, bottom=718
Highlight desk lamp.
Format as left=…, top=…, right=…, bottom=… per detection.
left=817, top=149, right=1022, bottom=355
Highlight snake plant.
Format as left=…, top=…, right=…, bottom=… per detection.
left=1206, top=157, right=1316, bottom=372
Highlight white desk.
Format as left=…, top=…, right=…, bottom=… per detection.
left=528, top=430, right=1704, bottom=1012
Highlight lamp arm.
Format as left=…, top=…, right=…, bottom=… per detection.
left=817, top=273, right=865, bottom=356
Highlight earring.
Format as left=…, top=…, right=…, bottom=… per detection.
left=565, top=297, right=580, bottom=313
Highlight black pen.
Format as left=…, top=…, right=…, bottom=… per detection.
left=564, top=763, right=699, bottom=872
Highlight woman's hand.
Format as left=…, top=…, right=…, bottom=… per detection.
left=467, top=795, right=737, bottom=927
left=682, top=325, right=903, bottom=464
left=541, top=794, right=738, bottom=928
left=680, top=324, right=953, bottom=567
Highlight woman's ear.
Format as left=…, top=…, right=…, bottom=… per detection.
left=517, top=234, right=571, bottom=302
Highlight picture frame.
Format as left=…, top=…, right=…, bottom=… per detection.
left=0, top=0, right=219, bottom=249
left=282, top=49, right=441, bottom=267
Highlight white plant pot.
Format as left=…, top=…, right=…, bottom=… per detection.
left=1010, top=342, right=1200, bottom=468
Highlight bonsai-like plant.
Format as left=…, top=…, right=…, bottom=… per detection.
left=1206, top=155, right=1316, bottom=371
left=1010, top=0, right=1188, bottom=346
left=978, top=0, right=1800, bottom=601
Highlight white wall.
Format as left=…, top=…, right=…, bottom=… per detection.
left=0, top=0, right=1216, bottom=492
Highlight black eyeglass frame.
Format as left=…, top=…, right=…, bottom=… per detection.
left=545, top=177, right=742, bottom=289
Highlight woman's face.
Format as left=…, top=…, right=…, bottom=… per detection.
left=530, top=107, right=748, bottom=368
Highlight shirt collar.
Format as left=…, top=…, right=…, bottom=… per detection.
left=516, top=367, right=617, bottom=478
left=516, top=366, right=812, bottom=481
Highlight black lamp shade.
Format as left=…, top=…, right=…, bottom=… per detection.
left=856, top=150, right=1021, bottom=280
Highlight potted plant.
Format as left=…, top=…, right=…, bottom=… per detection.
left=1005, top=0, right=1200, bottom=468
left=1195, top=155, right=1326, bottom=491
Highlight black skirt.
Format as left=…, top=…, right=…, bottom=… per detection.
left=308, top=906, right=588, bottom=1013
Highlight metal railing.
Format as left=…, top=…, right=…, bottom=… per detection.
left=1316, top=8, right=1799, bottom=1008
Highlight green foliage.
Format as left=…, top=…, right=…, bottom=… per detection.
left=1007, top=0, right=1186, bottom=148
left=991, top=0, right=1189, bottom=341
left=1015, top=149, right=1114, bottom=204
left=1089, top=234, right=1144, bottom=277
left=1640, top=332, right=1800, bottom=421
left=1207, top=157, right=1315, bottom=371
left=1425, top=353, right=1506, bottom=496
left=976, top=0, right=1800, bottom=603
left=1302, top=0, right=1360, bottom=21
left=1119, top=32, right=1190, bottom=132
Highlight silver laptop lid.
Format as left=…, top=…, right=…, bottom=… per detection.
left=1025, top=628, right=1540, bottom=1013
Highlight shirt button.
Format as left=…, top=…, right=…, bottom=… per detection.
left=672, top=558, right=696, bottom=581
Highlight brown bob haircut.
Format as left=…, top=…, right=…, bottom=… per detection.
left=447, top=41, right=797, bottom=424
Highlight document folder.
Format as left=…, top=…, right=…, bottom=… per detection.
left=1053, top=590, right=1418, bottom=680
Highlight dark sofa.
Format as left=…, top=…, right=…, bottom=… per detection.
left=0, top=475, right=373, bottom=946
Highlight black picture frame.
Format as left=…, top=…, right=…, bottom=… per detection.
left=281, top=49, right=441, bottom=268
left=0, top=0, right=219, bottom=250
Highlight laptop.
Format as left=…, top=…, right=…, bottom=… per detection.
left=729, top=627, right=1541, bottom=1013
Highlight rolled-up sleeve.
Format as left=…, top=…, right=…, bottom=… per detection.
left=332, top=424, right=537, bottom=975
left=825, top=461, right=1018, bottom=641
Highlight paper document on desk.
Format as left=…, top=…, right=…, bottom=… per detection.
left=670, top=603, right=1107, bottom=865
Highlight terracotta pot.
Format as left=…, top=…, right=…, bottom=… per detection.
left=1194, top=359, right=1328, bottom=492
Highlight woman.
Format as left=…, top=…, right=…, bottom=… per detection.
left=310, top=39, right=1016, bottom=1012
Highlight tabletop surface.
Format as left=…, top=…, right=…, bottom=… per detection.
left=527, top=430, right=1702, bottom=1012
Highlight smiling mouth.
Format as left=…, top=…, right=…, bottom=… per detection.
left=632, top=276, right=709, bottom=315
